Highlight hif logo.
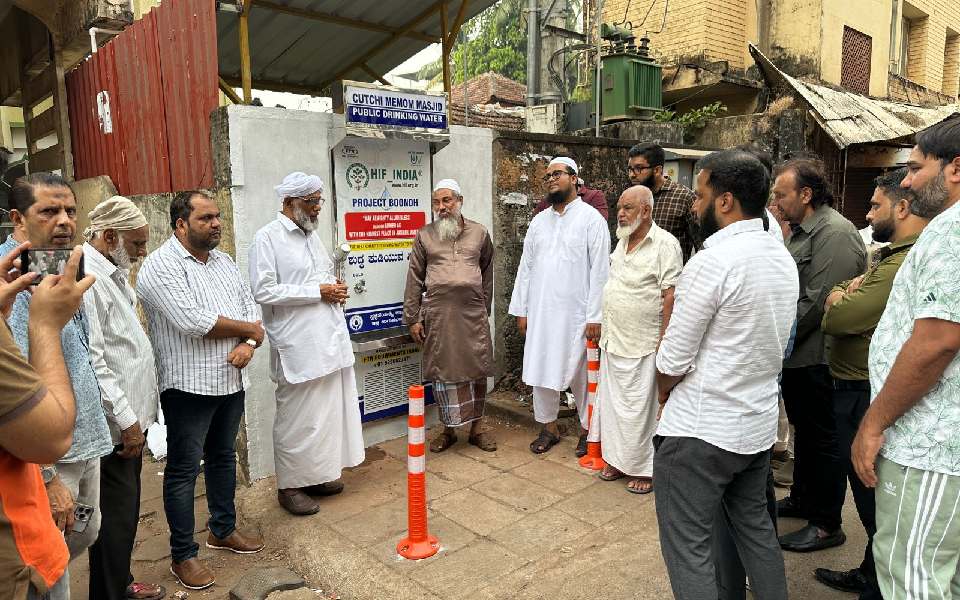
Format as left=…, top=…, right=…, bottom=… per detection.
left=409, top=151, right=425, bottom=166
left=341, top=145, right=359, bottom=158
left=346, top=163, right=370, bottom=191
left=349, top=314, right=364, bottom=332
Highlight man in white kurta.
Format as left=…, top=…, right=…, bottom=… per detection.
left=249, top=172, right=365, bottom=516
left=598, top=185, right=682, bottom=494
left=509, top=157, right=610, bottom=454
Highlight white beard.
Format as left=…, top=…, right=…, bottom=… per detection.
left=109, top=241, right=133, bottom=270
left=616, top=219, right=640, bottom=240
left=435, top=212, right=463, bottom=242
left=293, top=206, right=319, bottom=232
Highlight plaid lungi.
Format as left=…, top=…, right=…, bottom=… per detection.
left=433, top=379, right=487, bottom=426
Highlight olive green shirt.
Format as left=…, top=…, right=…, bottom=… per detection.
left=821, top=233, right=918, bottom=381
left=784, top=205, right=867, bottom=369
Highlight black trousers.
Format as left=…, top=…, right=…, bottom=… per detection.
left=88, top=445, right=142, bottom=600
left=782, top=364, right=845, bottom=531
left=161, top=389, right=245, bottom=563
left=834, top=381, right=882, bottom=600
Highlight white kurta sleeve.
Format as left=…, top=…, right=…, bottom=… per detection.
left=508, top=220, right=537, bottom=318
left=656, top=253, right=722, bottom=376
left=248, top=230, right=323, bottom=306
left=585, top=217, right=610, bottom=323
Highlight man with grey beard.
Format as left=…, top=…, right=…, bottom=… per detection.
left=597, top=185, right=681, bottom=494
left=404, top=179, right=496, bottom=452
left=249, top=172, right=365, bottom=516
left=82, top=196, right=165, bottom=600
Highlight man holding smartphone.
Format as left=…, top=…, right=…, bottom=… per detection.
left=0, top=173, right=113, bottom=600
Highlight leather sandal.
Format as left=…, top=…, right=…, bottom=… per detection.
left=430, top=430, right=458, bottom=452
left=468, top=431, right=497, bottom=452
left=529, top=429, right=561, bottom=454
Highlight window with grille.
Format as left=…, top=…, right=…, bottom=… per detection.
left=841, top=26, right=873, bottom=95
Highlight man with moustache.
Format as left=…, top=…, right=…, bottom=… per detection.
left=812, top=169, right=933, bottom=598
left=82, top=196, right=165, bottom=600
left=772, top=158, right=866, bottom=553
left=852, top=118, right=960, bottom=600
left=249, top=172, right=365, bottom=516
left=137, top=190, right=265, bottom=590
left=403, top=179, right=496, bottom=453
left=627, top=142, right=697, bottom=260
left=596, top=185, right=681, bottom=494
left=509, top=157, right=610, bottom=454
left=654, top=150, right=797, bottom=600
left=0, top=173, right=113, bottom=600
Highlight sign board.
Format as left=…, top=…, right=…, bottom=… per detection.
left=344, top=84, right=448, bottom=132
left=333, top=137, right=431, bottom=335
left=355, top=343, right=429, bottom=421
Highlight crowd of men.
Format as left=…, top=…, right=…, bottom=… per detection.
left=0, top=116, right=958, bottom=600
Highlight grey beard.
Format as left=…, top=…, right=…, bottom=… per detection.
left=109, top=239, right=133, bottom=270
left=435, top=214, right=462, bottom=241
left=616, top=219, right=640, bottom=240
left=911, top=170, right=950, bottom=219
left=293, top=206, right=319, bottom=232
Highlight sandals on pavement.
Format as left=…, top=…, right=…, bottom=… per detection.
left=599, top=465, right=625, bottom=481
left=575, top=433, right=588, bottom=458
left=468, top=432, right=498, bottom=452
left=626, top=477, right=654, bottom=495
left=126, top=582, right=166, bottom=600
left=529, top=429, right=561, bottom=454
left=430, top=431, right=458, bottom=453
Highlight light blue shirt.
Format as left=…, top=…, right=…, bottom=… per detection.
left=0, top=236, right=112, bottom=462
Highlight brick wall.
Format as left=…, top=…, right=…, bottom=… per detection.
left=943, top=30, right=960, bottom=96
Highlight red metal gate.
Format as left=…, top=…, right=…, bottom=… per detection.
left=66, top=0, right=218, bottom=195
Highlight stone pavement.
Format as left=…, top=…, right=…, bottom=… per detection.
left=70, top=394, right=870, bottom=599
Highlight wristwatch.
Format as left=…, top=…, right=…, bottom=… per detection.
left=41, top=465, right=57, bottom=485
left=244, top=338, right=258, bottom=348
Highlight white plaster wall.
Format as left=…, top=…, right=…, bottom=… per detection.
left=225, top=110, right=497, bottom=481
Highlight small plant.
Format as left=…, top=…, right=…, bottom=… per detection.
left=653, top=101, right=727, bottom=142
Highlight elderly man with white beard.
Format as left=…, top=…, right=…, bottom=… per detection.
left=249, top=172, right=365, bottom=516
left=403, top=179, right=496, bottom=452
left=597, top=185, right=681, bottom=494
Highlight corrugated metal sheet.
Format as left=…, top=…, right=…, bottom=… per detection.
left=750, top=44, right=959, bottom=149
left=67, top=0, right=217, bottom=194
left=216, top=0, right=498, bottom=94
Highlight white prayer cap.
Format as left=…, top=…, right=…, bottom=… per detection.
left=83, top=195, right=148, bottom=241
left=433, top=178, right=462, bottom=196
left=275, top=171, right=324, bottom=200
left=548, top=156, right=579, bottom=174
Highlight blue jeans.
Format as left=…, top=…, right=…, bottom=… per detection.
left=160, top=389, right=245, bottom=563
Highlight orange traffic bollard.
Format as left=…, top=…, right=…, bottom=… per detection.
left=578, top=339, right=606, bottom=471
left=397, top=385, right=440, bottom=560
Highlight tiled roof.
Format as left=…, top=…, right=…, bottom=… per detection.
left=450, top=72, right=527, bottom=107
left=448, top=103, right=525, bottom=130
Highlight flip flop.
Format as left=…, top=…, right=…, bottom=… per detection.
left=599, top=466, right=625, bottom=481
left=626, top=477, right=654, bottom=495
left=529, top=429, right=561, bottom=454
left=126, top=582, right=166, bottom=600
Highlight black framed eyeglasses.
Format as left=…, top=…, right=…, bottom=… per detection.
left=543, top=170, right=572, bottom=182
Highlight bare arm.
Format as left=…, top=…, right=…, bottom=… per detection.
left=205, top=316, right=263, bottom=342
left=660, top=286, right=675, bottom=341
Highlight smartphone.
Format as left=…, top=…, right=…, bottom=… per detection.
left=72, top=502, right=94, bottom=533
left=19, top=247, right=84, bottom=284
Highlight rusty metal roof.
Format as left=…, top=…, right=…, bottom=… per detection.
left=750, top=44, right=959, bottom=149
left=217, top=0, right=498, bottom=96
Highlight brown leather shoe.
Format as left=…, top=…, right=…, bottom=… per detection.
left=301, top=481, right=345, bottom=496
left=170, top=558, right=214, bottom=590
left=205, top=528, right=265, bottom=554
left=277, top=488, right=321, bottom=515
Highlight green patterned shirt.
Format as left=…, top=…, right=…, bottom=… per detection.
left=869, top=201, right=960, bottom=475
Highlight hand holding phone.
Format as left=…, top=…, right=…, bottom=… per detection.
left=19, top=247, right=85, bottom=284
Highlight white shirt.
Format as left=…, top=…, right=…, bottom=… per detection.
left=509, top=198, right=610, bottom=390
left=656, top=218, right=799, bottom=454
left=600, top=223, right=682, bottom=358
left=249, top=214, right=354, bottom=384
left=82, top=243, right=159, bottom=443
left=136, top=236, right=261, bottom=396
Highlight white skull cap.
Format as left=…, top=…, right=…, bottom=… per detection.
left=433, top=178, right=462, bottom=195
left=549, top=156, right=579, bottom=174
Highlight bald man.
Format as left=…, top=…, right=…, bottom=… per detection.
left=403, top=179, right=496, bottom=452
left=597, top=186, right=682, bottom=494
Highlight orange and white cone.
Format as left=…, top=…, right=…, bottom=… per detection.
left=396, top=385, right=440, bottom=560
left=578, top=339, right=606, bottom=471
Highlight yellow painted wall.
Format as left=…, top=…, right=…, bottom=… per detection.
left=768, top=0, right=822, bottom=73
left=819, top=0, right=895, bottom=96
left=132, top=0, right=161, bottom=20
left=895, top=0, right=960, bottom=94
left=602, top=0, right=719, bottom=67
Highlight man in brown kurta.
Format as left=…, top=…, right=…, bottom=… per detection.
left=403, top=179, right=496, bottom=452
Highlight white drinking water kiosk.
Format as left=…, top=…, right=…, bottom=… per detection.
left=330, top=81, right=449, bottom=422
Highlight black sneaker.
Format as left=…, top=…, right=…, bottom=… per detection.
left=814, top=567, right=868, bottom=594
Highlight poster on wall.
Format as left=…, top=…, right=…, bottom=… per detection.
left=333, top=137, right=431, bottom=335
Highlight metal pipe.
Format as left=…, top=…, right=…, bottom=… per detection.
left=526, top=0, right=541, bottom=106
left=594, top=0, right=605, bottom=136
left=89, top=27, right=122, bottom=54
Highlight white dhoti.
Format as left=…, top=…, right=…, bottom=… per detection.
left=532, top=350, right=589, bottom=429
left=598, top=350, right=658, bottom=477
left=274, top=364, right=366, bottom=490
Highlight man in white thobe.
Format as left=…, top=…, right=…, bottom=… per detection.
left=249, top=171, right=365, bottom=516
left=509, top=156, right=610, bottom=455
left=597, top=185, right=681, bottom=494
